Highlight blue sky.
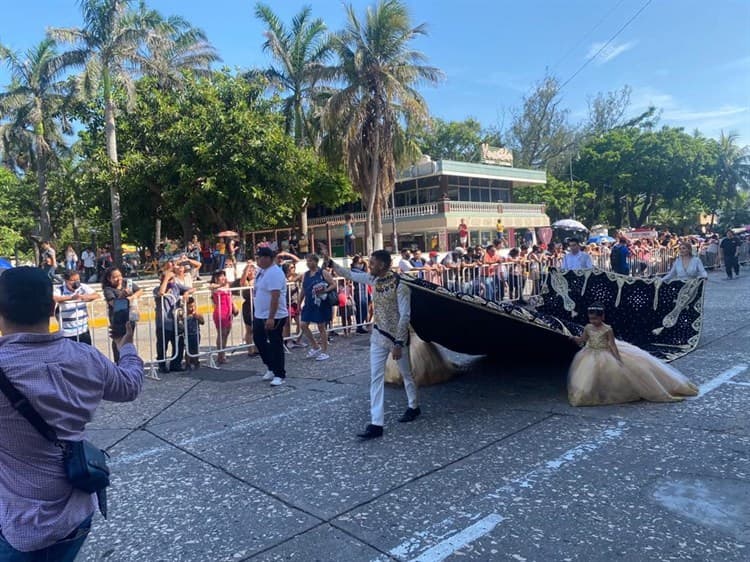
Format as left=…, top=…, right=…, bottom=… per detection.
left=2, top=0, right=749, bottom=142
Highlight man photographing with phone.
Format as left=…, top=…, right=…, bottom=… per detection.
left=0, top=267, right=144, bottom=559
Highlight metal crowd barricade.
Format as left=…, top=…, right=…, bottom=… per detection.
left=740, top=240, right=750, bottom=265
left=176, top=277, right=375, bottom=371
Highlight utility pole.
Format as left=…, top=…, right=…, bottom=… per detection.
left=570, top=155, right=576, bottom=219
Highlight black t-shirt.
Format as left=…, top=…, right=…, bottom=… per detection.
left=103, top=283, right=141, bottom=317
left=720, top=237, right=740, bottom=256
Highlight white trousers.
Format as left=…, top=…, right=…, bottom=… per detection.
left=369, top=343, right=418, bottom=426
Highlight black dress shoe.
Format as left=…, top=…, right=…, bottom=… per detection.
left=357, top=424, right=384, bottom=439
left=398, top=407, right=421, bottom=423
left=170, top=365, right=185, bottom=372
left=356, top=328, right=368, bottom=334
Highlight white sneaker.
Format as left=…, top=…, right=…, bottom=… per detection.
left=270, top=376, right=284, bottom=386
left=306, top=348, right=321, bottom=359
left=261, top=370, right=275, bottom=381
left=315, top=353, right=330, bottom=361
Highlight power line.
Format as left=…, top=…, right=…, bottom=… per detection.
left=550, top=0, right=629, bottom=73
left=559, top=0, right=653, bottom=91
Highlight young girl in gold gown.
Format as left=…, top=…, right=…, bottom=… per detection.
left=568, top=304, right=699, bottom=406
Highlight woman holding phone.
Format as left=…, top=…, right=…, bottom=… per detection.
left=102, top=266, right=143, bottom=362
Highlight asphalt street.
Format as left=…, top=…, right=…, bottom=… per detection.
left=79, top=269, right=749, bottom=562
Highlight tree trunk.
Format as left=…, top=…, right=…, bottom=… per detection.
left=35, top=139, right=51, bottom=241
left=637, top=197, right=655, bottom=227
left=373, top=198, right=384, bottom=250
left=181, top=214, right=192, bottom=246
left=103, top=75, right=123, bottom=266
left=367, top=125, right=381, bottom=254
left=300, top=199, right=308, bottom=246
left=365, top=187, right=376, bottom=254
left=612, top=190, right=624, bottom=229
left=154, top=218, right=162, bottom=251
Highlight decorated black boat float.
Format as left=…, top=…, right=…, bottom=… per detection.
left=402, top=269, right=705, bottom=363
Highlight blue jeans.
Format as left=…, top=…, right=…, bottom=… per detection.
left=0, top=515, right=92, bottom=561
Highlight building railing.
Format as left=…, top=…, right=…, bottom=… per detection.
left=307, top=201, right=546, bottom=226
left=447, top=201, right=545, bottom=215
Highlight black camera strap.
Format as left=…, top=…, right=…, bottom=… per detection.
left=0, top=366, right=59, bottom=442
left=0, top=365, right=108, bottom=518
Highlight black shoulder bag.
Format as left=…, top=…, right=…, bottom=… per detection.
left=0, top=367, right=109, bottom=518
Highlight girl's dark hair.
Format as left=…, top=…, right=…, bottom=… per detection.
left=587, top=302, right=605, bottom=316
left=211, top=270, right=226, bottom=284
left=101, top=267, right=121, bottom=290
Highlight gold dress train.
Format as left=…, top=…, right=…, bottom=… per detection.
left=385, top=329, right=457, bottom=387
left=568, top=324, right=699, bottom=407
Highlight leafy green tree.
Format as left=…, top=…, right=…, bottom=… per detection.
left=506, top=75, right=575, bottom=173
left=80, top=72, right=353, bottom=246
left=0, top=167, right=36, bottom=258
left=50, top=0, right=218, bottom=264
left=0, top=38, right=78, bottom=240
left=574, top=125, right=714, bottom=228
left=324, top=0, right=442, bottom=252
left=583, top=86, right=632, bottom=137
left=514, top=175, right=593, bottom=224
left=415, top=117, right=503, bottom=162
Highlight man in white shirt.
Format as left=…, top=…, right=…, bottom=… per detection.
left=561, top=238, right=594, bottom=271
left=252, top=247, right=289, bottom=386
left=398, top=249, right=414, bottom=273
left=52, top=270, right=101, bottom=345
left=81, top=247, right=96, bottom=282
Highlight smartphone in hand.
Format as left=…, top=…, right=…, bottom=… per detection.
left=111, top=298, right=130, bottom=338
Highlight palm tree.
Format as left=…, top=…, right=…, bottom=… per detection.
left=49, top=0, right=218, bottom=264
left=323, top=0, right=442, bottom=252
left=254, top=3, right=332, bottom=146
left=138, top=14, right=220, bottom=90
left=0, top=38, right=78, bottom=241
left=709, top=131, right=750, bottom=229
left=254, top=3, right=333, bottom=238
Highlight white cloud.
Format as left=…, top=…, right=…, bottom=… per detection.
left=666, top=106, right=747, bottom=122
left=628, top=86, right=749, bottom=141
left=586, top=40, right=638, bottom=65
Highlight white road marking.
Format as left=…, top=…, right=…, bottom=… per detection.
left=407, top=514, right=504, bottom=562
left=383, top=422, right=627, bottom=561
left=695, top=364, right=748, bottom=398
left=727, top=381, right=750, bottom=388
left=109, top=395, right=347, bottom=466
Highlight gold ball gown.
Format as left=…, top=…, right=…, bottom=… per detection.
left=568, top=323, right=699, bottom=407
